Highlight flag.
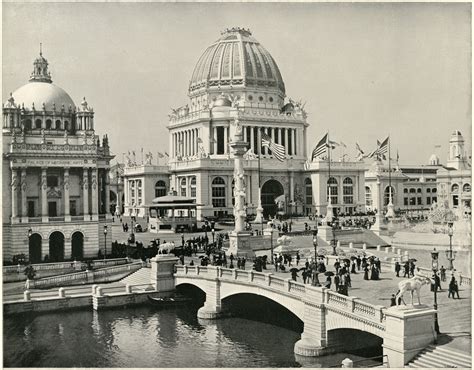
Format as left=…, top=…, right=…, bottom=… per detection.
left=328, top=140, right=340, bottom=149
left=355, top=143, right=364, bottom=154
left=261, top=132, right=286, bottom=161
left=164, top=152, right=169, bottom=157
left=197, top=137, right=203, bottom=143
left=157, top=152, right=164, bottom=158
left=377, top=137, right=389, bottom=157
left=312, top=133, right=328, bottom=160
left=396, top=150, right=399, bottom=162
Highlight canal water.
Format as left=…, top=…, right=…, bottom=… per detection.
left=4, top=304, right=380, bottom=368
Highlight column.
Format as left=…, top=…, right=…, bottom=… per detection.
left=64, top=167, right=71, bottom=221
left=285, top=128, right=289, bottom=155
left=277, top=127, right=282, bottom=144
left=21, top=169, right=28, bottom=221
left=213, top=127, right=218, bottom=155
left=41, top=167, right=48, bottom=222
left=11, top=170, right=18, bottom=221
left=83, top=168, right=90, bottom=221
left=263, top=128, right=268, bottom=155
left=243, top=125, right=247, bottom=143
left=293, top=129, right=298, bottom=155
left=91, top=168, right=99, bottom=220
left=223, top=126, right=228, bottom=154
left=257, top=127, right=262, bottom=156
left=250, top=126, right=255, bottom=153
left=105, top=170, right=111, bottom=219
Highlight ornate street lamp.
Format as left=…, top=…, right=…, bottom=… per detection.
left=103, top=225, right=108, bottom=260
left=269, top=221, right=274, bottom=264
left=211, top=228, right=215, bottom=245
left=431, top=248, right=441, bottom=335
left=446, top=222, right=456, bottom=271
left=313, top=229, right=318, bottom=262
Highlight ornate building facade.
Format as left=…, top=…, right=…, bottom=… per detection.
left=2, top=50, right=114, bottom=263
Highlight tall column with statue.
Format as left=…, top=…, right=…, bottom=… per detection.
left=226, top=118, right=255, bottom=259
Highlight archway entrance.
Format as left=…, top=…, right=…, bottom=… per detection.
left=261, top=180, right=284, bottom=217
left=71, top=232, right=84, bottom=260
left=49, top=231, right=65, bottom=262
left=28, top=233, right=42, bottom=264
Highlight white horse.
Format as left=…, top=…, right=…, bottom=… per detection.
left=396, top=275, right=433, bottom=306
left=158, top=242, right=175, bottom=255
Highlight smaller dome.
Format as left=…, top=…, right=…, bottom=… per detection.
left=213, top=96, right=232, bottom=107
left=10, top=82, right=76, bottom=111
left=428, top=154, right=440, bottom=165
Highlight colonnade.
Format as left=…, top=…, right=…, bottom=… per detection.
left=10, top=167, right=110, bottom=222
left=171, top=128, right=201, bottom=157
left=243, top=126, right=301, bottom=156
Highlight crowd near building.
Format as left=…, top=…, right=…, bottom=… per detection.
left=3, top=29, right=471, bottom=262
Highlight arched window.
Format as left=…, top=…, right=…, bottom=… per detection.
left=55, top=120, right=61, bottom=130
left=451, top=184, right=459, bottom=193
left=35, top=119, right=42, bottom=129
left=404, top=188, right=408, bottom=193
left=365, top=186, right=372, bottom=208
left=463, top=183, right=471, bottom=193
left=154, top=180, right=166, bottom=197
left=417, top=188, right=422, bottom=193
left=409, top=188, right=416, bottom=194
left=432, top=188, right=437, bottom=193
left=129, top=180, right=136, bottom=205
left=190, top=177, right=197, bottom=198
left=180, top=178, right=187, bottom=197
left=427, top=188, right=431, bottom=193
left=212, top=177, right=226, bottom=207
left=384, top=186, right=395, bottom=206
left=46, top=119, right=52, bottom=129
left=343, top=177, right=353, bottom=204
left=305, top=178, right=312, bottom=205
left=25, top=119, right=32, bottom=130
left=327, top=177, right=338, bottom=204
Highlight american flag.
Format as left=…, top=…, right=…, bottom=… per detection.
left=261, top=132, right=286, bottom=161
left=377, top=136, right=389, bottom=157
left=312, top=133, right=328, bottom=160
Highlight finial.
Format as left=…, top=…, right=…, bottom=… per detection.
left=40, top=43, right=42, bottom=56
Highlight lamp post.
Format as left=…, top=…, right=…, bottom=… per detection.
left=211, top=228, right=215, bottom=245
left=431, top=248, right=441, bottom=335
left=312, top=231, right=321, bottom=287
left=27, top=228, right=32, bottom=265
left=446, top=222, right=456, bottom=271
left=270, top=221, right=274, bottom=264
left=331, top=218, right=338, bottom=256
left=103, top=225, right=108, bottom=260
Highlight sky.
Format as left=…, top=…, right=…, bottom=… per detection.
left=3, top=2, right=471, bottom=165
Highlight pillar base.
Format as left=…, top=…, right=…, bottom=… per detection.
left=197, top=306, right=224, bottom=320
left=41, top=216, right=49, bottom=223
left=91, top=214, right=99, bottom=221
left=64, top=215, right=71, bottom=222
left=294, top=338, right=329, bottom=357
left=83, top=215, right=91, bottom=221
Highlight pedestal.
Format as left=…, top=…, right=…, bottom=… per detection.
left=317, top=225, right=334, bottom=243
left=385, top=201, right=395, bottom=219
left=371, top=213, right=385, bottom=236
left=254, top=206, right=264, bottom=224
left=226, top=231, right=255, bottom=259
left=150, top=254, right=179, bottom=292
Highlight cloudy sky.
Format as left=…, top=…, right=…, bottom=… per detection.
left=3, top=2, right=471, bottom=165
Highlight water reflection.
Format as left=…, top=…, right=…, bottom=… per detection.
left=4, top=305, right=377, bottom=368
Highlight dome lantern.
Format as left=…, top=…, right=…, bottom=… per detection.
left=29, top=44, right=52, bottom=83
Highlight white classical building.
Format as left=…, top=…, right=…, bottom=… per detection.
left=2, top=50, right=114, bottom=263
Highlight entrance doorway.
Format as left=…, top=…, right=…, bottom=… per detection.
left=28, top=233, right=42, bottom=264
left=71, top=232, right=84, bottom=260
left=261, top=180, right=284, bottom=218
left=49, top=231, right=65, bottom=262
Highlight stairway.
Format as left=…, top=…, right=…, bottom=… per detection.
left=407, top=345, right=471, bottom=368
left=120, top=267, right=152, bottom=286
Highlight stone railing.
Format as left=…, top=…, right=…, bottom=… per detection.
left=10, top=142, right=98, bottom=154
left=175, top=265, right=384, bottom=326
left=28, top=262, right=142, bottom=288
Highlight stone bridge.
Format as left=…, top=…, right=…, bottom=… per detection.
left=170, top=263, right=437, bottom=368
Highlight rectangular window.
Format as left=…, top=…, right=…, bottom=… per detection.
left=217, top=127, right=225, bottom=154
left=417, top=197, right=422, bottom=205
left=212, top=198, right=226, bottom=208
left=28, top=201, right=35, bottom=217
left=426, top=197, right=431, bottom=205
left=70, top=200, right=77, bottom=216
left=404, top=198, right=408, bottom=206
left=453, top=195, right=459, bottom=207
left=432, top=197, right=437, bottom=203
left=343, top=196, right=353, bottom=204
left=191, top=187, right=196, bottom=198
left=48, top=201, right=57, bottom=217
left=410, top=197, right=416, bottom=205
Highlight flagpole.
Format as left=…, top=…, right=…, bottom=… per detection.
left=386, top=135, right=395, bottom=218
left=326, top=131, right=334, bottom=224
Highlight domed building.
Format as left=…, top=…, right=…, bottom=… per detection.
left=120, top=27, right=367, bottom=224
left=2, top=49, right=114, bottom=263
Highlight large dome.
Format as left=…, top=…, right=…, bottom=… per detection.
left=10, top=81, right=76, bottom=111
left=189, top=28, right=285, bottom=96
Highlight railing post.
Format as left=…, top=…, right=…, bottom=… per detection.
left=266, top=273, right=272, bottom=286
left=233, top=269, right=237, bottom=279
left=286, top=278, right=291, bottom=292
left=248, top=270, right=253, bottom=282
left=375, top=305, right=385, bottom=322
left=58, top=287, right=66, bottom=298
left=23, top=290, right=31, bottom=301
left=362, top=243, right=367, bottom=250
left=184, top=265, right=188, bottom=274
left=348, top=297, right=357, bottom=312
left=92, top=284, right=98, bottom=295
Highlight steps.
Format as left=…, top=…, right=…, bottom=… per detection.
left=407, top=345, right=471, bottom=368
left=120, top=267, right=151, bottom=286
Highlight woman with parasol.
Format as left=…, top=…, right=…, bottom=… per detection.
left=363, top=264, right=369, bottom=280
